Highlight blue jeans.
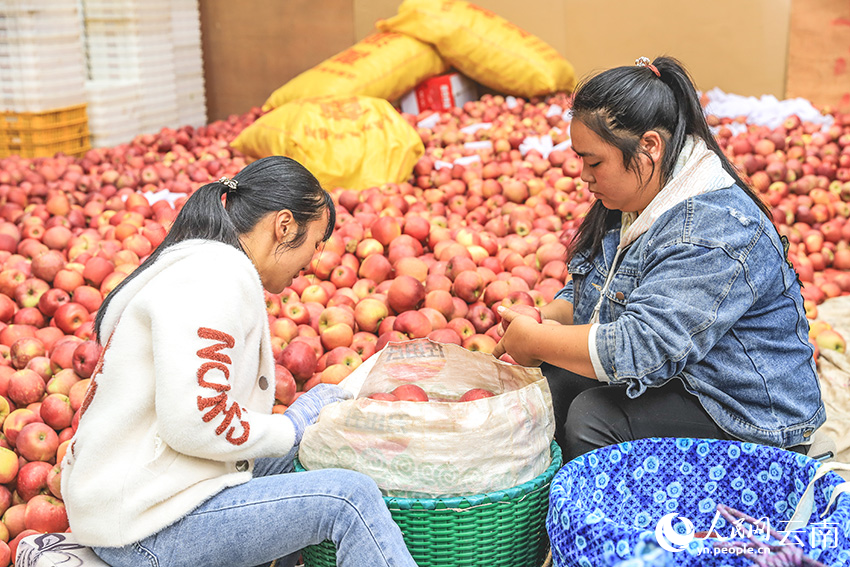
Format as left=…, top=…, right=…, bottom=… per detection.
left=93, top=457, right=418, bottom=567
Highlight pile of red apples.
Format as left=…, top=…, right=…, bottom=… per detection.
left=0, top=91, right=846, bottom=563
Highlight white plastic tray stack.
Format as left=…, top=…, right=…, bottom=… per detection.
left=84, top=80, right=141, bottom=148
left=82, top=0, right=180, bottom=142
left=0, top=0, right=87, bottom=112
left=171, top=0, right=206, bottom=127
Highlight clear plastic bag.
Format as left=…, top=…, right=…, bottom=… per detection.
left=299, top=339, right=555, bottom=498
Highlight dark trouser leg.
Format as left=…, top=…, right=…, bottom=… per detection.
left=539, top=362, right=606, bottom=456
left=563, top=377, right=737, bottom=461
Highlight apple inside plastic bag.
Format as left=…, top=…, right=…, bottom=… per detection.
left=299, top=338, right=555, bottom=498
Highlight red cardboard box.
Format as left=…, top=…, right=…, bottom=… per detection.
left=400, top=72, right=478, bottom=114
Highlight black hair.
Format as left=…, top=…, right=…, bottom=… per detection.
left=95, top=155, right=335, bottom=342
left=567, top=56, right=772, bottom=262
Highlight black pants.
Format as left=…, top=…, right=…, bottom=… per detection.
left=542, top=363, right=744, bottom=462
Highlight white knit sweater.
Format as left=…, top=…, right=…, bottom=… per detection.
left=61, top=239, right=297, bottom=547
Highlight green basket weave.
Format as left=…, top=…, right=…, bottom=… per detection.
left=294, top=441, right=562, bottom=567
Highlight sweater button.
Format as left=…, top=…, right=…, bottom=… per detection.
left=258, top=376, right=269, bottom=390
left=236, top=460, right=249, bottom=472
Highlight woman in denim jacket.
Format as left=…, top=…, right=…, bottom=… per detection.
left=493, top=57, right=825, bottom=461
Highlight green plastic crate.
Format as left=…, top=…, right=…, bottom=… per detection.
left=294, top=441, right=562, bottom=567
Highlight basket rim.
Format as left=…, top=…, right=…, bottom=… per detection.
left=295, top=439, right=562, bottom=509
left=550, top=437, right=827, bottom=532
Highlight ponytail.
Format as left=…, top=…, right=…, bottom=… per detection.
left=567, top=56, right=772, bottom=262
left=95, top=156, right=335, bottom=342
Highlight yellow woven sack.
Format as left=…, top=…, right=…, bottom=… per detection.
left=262, top=32, right=448, bottom=111
left=231, top=96, right=425, bottom=191
left=377, top=0, right=576, bottom=98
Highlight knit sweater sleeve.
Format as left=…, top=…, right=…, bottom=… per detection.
left=139, top=247, right=297, bottom=461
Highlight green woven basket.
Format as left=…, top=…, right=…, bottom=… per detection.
left=294, top=441, right=562, bottom=567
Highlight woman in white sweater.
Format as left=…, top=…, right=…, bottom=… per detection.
left=61, top=156, right=418, bottom=567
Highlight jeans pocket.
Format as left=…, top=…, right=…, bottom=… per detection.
left=133, top=540, right=160, bottom=567
left=93, top=536, right=160, bottom=567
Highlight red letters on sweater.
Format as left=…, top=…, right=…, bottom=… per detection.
left=195, top=327, right=250, bottom=445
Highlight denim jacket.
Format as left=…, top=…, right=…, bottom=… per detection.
left=555, top=186, right=826, bottom=448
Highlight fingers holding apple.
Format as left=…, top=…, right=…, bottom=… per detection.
left=492, top=306, right=542, bottom=367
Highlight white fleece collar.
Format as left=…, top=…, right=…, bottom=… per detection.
left=618, top=136, right=735, bottom=250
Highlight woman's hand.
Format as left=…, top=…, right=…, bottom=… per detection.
left=283, top=384, right=352, bottom=444
left=491, top=307, right=544, bottom=367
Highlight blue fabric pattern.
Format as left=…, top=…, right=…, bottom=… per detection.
left=547, top=438, right=850, bottom=566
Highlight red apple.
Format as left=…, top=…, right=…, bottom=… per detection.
left=371, top=217, right=402, bottom=247
left=52, top=268, right=85, bottom=293
left=24, top=494, right=69, bottom=533
left=319, top=363, right=353, bottom=385
left=279, top=341, right=318, bottom=382
left=72, top=340, right=102, bottom=379
left=24, top=356, right=52, bottom=384
left=12, top=306, right=44, bottom=328
left=270, top=317, right=298, bottom=343
left=320, top=322, right=354, bottom=351
left=48, top=336, right=82, bottom=372
left=393, top=310, right=432, bottom=339
left=3, top=408, right=40, bottom=447
left=39, top=393, right=73, bottom=431
left=45, top=368, right=81, bottom=397
left=9, top=337, right=45, bottom=370
left=367, top=392, right=398, bottom=401
left=7, top=369, right=45, bottom=407
left=426, top=327, right=463, bottom=345
left=46, top=463, right=61, bottom=499
left=390, top=384, right=429, bottom=402
left=13, top=278, right=50, bottom=309
left=462, top=334, right=498, bottom=354
left=358, top=254, right=393, bottom=284
left=500, top=304, right=543, bottom=330
left=52, top=302, right=89, bottom=335
left=2, top=504, right=26, bottom=540
left=353, top=298, right=389, bottom=333
left=274, top=364, right=296, bottom=406
left=0, top=447, right=18, bottom=484
left=15, top=422, right=58, bottom=462
left=16, top=460, right=53, bottom=501
left=36, top=288, right=70, bottom=318
left=68, top=378, right=91, bottom=412
left=387, top=275, right=425, bottom=314
left=0, top=294, right=15, bottom=324
left=71, top=285, right=103, bottom=314
left=453, top=270, right=485, bottom=303
left=458, top=388, right=496, bottom=402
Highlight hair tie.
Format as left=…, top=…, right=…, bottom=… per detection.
left=635, top=56, right=660, bottom=78
left=219, top=176, right=238, bottom=192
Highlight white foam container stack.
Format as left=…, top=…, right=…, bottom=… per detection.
left=0, top=0, right=87, bottom=112
left=171, top=0, right=206, bottom=127
left=85, top=80, right=141, bottom=148
left=82, top=0, right=180, bottom=140
left=81, top=0, right=206, bottom=145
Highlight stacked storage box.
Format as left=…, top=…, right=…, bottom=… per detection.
left=172, top=0, right=207, bottom=127
left=82, top=0, right=179, bottom=145
left=0, top=0, right=90, bottom=157
left=84, top=80, right=141, bottom=148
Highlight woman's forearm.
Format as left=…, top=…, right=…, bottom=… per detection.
left=539, top=298, right=574, bottom=325
left=531, top=322, right=597, bottom=378
left=496, top=313, right=597, bottom=379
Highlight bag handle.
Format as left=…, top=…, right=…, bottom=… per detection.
left=786, top=461, right=850, bottom=532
